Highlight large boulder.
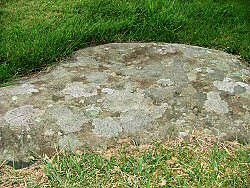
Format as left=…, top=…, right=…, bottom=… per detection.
left=0, top=43, right=249, bottom=162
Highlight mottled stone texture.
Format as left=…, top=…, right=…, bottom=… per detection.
left=0, top=43, right=249, bottom=162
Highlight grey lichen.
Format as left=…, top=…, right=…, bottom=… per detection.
left=9, top=84, right=39, bottom=95
left=156, top=79, right=174, bottom=87
left=63, top=82, right=98, bottom=98
left=93, top=117, right=122, bottom=138
left=58, top=135, right=81, bottom=151
left=213, top=78, right=250, bottom=94
left=213, top=78, right=238, bottom=93
left=204, top=92, right=229, bottom=114
left=50, top=105, right=88, bottom=133
left=4, top=105, right=43, bottom=130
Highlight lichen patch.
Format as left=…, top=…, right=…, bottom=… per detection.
left=4, top=105, right=43, bottom=130
left=120, top=103, right=168, bottom=133
left=213, top=78, right=250, bottom=93
left=102, top=89, right=148, bottom=112
left=101, top=88, right=114, bottom=94
left=93, top=117, right=122, bottom=138
left=156, top=79, right=174, bottom=87
left=58, top=135, right=81, bottom=151
left=50, top=106, right=88, bottom=133
left=85, top=104, right=102, bottom=118
left=9, top=84, right=39, bottom=95
left=213, top=78, right=238, bottom=93
left=62, top=82, right=98, bottom=98
left=204, top=92, right=229, bottom=114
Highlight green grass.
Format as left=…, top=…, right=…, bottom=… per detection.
left=1, top=0, right=249, bottom=84
left=44, top=144, right=250, bottom=187
left=1, top=135, right=249, bottom=187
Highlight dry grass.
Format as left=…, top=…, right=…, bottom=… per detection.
left=0, top=163, right=48, bottom=187
left=1, top=131, right=249, bottom=187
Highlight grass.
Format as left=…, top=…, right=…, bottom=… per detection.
left=1, top=132, right=249, bottom=187
left=1, top=0, right=250, bottom=84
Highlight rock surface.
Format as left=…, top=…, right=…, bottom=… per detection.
left=0, top=43, right=249, bottom=162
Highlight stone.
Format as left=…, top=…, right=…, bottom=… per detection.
left=0, top=43, right=249, bottom=162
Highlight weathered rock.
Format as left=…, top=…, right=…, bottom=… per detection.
left=0, top=43, right=249, bottom=162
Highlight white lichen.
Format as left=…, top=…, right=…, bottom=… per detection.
left=213, top=78, right=250, bottom=93
left=156, top=79, right=174, bottom=87
left=51, top=106, right=88, bottom=133
left=204, top=92, right=229, bottom=114
left=101, top=88, right=114, bottom=94
left=9, top=84, right=39, bottom=95
left=63, top=82, right=98, bottom=98
left=4, top=105, right=43, bottom=129
left=93, top=117, right=122, bottom=138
